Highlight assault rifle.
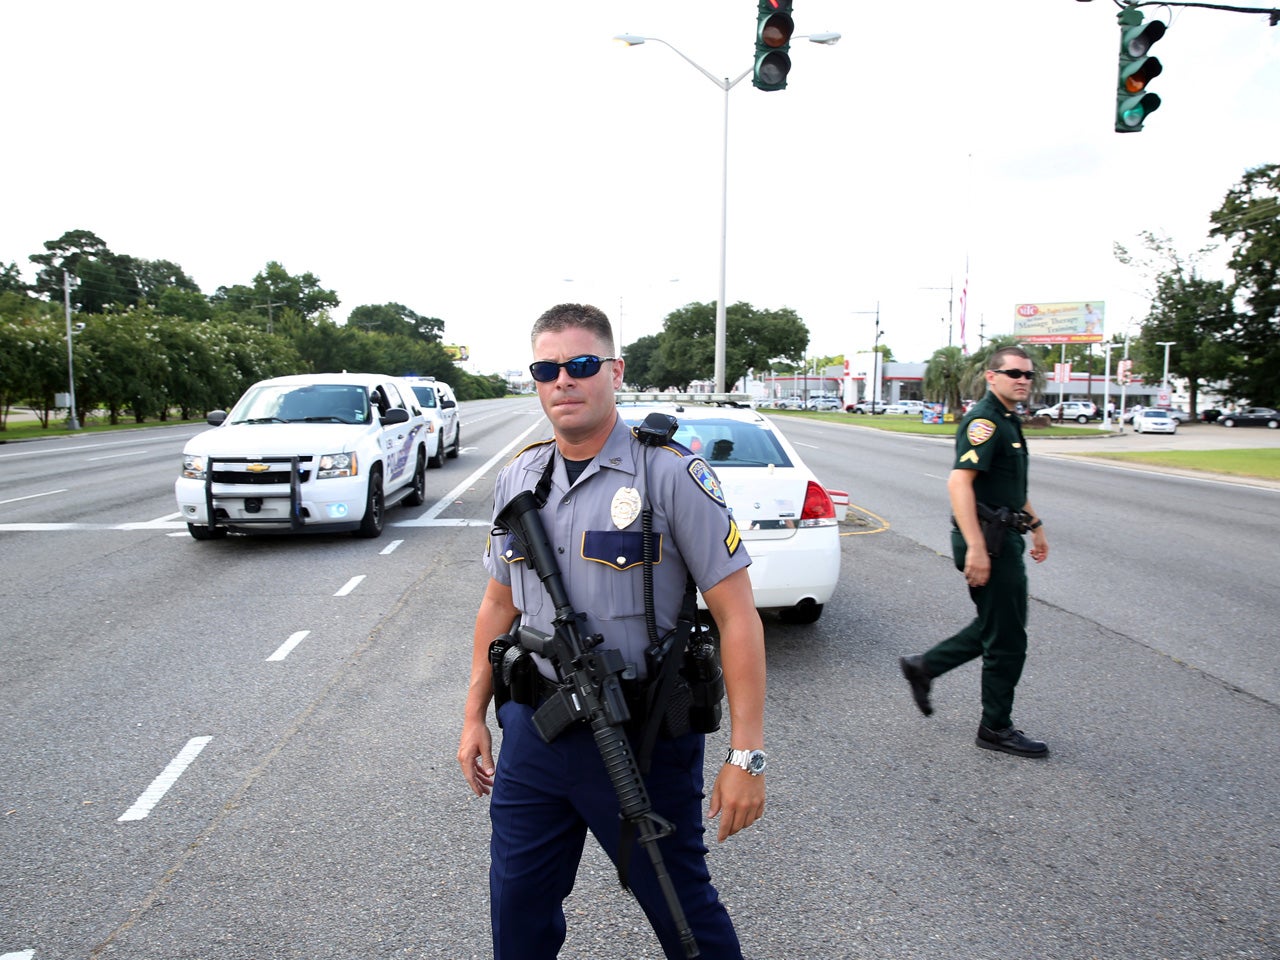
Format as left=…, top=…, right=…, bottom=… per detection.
left=495, top=488, right=700, bottom=959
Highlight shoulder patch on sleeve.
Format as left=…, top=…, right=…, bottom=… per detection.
left=687, top=458, right=726, bottom=506
left=959, top=449, right=980, bottom=464
left=966, top=419, right=997, bottom=446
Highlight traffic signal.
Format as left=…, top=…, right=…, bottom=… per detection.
left=1115, top=6, right=1166, bottom=132
left=754, top=0, right=794, bottom=92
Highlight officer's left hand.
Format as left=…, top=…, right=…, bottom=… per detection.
left=1029, top=527, right=1049, bottom=563
left=709, top=766, right=766, bottom=842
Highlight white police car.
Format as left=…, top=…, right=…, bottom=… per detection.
left=403, top=376, right=462, bottom=467
left=616, top=393, right=842, bottom=624
left=175, top=373, right=429, bottom=540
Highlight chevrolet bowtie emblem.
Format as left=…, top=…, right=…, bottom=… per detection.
left=246, top=463, right=270, bottom=473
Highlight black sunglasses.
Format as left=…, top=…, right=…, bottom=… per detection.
left=529, top=354, right=616, bottom=383
left=992, top=368, right=1035, bottom=380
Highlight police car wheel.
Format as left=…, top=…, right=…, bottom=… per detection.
left=403, top=449, right=427, bottom=507
left=428, top=433, right=445, bottom=468
left=447, top=424, right=461, bottom=458
left=356, top=466, right=385, bottom=538
left=187, top=522, right=228, bottom=541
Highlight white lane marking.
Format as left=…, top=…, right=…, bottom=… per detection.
left=87, top=450, right=148, bottom=462
left=379, top=539, right=404, bottom=555
left=403, top=418, right=548, bottom=525
left=267, top=630, right=310, bottom=662
left=0, top=489, right=67, bottom=505
left=334, top=575, right=365, bottom=597
left=1, top=950, right=36, bottom=959
left=118, top=736, right=213, bottom=822
left=0, top=434, right=179, bottom=460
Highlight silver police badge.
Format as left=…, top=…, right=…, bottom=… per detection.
left=611, top=486, right=642, bottom=529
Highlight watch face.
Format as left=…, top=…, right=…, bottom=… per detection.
left=746, top=750, right=767, bottom=775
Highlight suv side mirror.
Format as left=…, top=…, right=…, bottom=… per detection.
left=380, top=407, right=410, bottom=426
left=207, top=410, right=228, bottom=426
left=440, top=397, right=456, bottom=409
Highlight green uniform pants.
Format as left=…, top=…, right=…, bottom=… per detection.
left=922, top=528, right=1028, bottom=730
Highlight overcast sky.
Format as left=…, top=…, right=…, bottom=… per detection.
left=3, top=1, right=1276, bottom=375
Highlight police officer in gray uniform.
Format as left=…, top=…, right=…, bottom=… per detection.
left=458, top=304, right=767, bottom=960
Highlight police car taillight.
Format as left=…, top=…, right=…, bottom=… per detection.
left=798, top=481, right=837, bottom=527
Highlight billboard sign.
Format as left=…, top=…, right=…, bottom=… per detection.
left=1014, top=301, right=1105, bottom=344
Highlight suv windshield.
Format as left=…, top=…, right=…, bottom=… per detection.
left=230, top=384, right=370, bottom=424
left=409, top=384, right=438, bottom=408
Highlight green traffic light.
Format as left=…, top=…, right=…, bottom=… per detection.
left=1115, top=7, right=1166, bottom=133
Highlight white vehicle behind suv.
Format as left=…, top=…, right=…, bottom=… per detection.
left=403, top=376, right=462, bottom=467
left=175, top=373, right=429, bottom=540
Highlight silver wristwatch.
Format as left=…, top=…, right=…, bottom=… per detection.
left=725, top=748, right=768, bottom=776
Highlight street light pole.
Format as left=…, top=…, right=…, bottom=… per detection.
left=1102, top=342, right=1122, bottom=431
left=614, top=32, right=839, bottom=393
left=852, top=304, right=881, bottom=413
left=1156, top=340, right=1176, bottom=402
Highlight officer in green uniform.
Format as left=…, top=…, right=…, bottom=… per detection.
left=899, top=346, right=1051, bottom=758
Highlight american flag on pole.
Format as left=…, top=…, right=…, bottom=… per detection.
left=958, top=272, right=969, bottom=354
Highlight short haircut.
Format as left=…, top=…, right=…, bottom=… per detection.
left=530, top=303, right=615, bottom=354
left=988, top=345, right=1032, bottom=371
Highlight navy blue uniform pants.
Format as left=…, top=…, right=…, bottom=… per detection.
left=923, top=529, right=1029, bottom=730
left=490, top=701, right=742, bottom=960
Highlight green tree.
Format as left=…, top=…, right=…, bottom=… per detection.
left=1133, top=273, right=1236, bottom=414
left=212, top=261, right=339, bottom=326
left=923, top=346, right=966, bottom=412
left=348, top=302, right=444, bottom=342
left=1209, top=163, right=1280, bottom=405
left=1, top=262, right=27, bottom=295
left=653, top=301, right=808, bottom=389
left=619, top=334, right=666, bottom=390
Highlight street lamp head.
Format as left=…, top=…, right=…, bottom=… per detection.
left=804, top=32, right=841, bottom=45
left=614, top=34, right=647, bottom=46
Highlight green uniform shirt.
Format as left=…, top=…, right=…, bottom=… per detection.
left=953, top=390, right=1029, bottom=510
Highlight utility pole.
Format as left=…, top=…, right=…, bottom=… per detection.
left=253, top=284, right=287, bottom=335
left=63, top=270, right=80, bottom=430
left=921, top=278, right=954, bottom=348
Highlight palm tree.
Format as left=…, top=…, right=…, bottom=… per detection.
left=923, top=346, right=966, bottom=413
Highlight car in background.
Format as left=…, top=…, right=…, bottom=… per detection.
left=805, top=395, right=842, bottom=411
left=1035, top=401, right=1101, bottom=423
left=615, top=392, right=841, bottom=624
left=882, top=400, right=926, bottom=416
left=1132, top=408, right=1178, bottom=434
left=175, top=373, right=429, bottom=540
left=1200, top=408, right=1222, bottom=423
left=1217, top=407, right=1280, bottom=429
left=1164, top=407, right=1193, bottom=423
left=847, top=398, right=886, bottom=414
left=403, top=376, right=462, bottom=466
left=773, top=396, right=804, bottom=410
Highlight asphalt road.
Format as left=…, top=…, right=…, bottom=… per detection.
left=1, top=402, right=1277, bottom=960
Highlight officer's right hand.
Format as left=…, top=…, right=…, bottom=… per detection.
left=963, top=545, right=991, bottom=588
left=458, top=720, right=495, bottom=797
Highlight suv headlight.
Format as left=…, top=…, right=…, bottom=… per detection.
left=317, top=452, right=357, bottom=479
left=182, top=454, right=206, bottom=480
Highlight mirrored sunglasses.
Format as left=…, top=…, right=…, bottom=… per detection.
left=529, top=355, right=616, bottom=383
left=993, top=368, right=1035, bottom=380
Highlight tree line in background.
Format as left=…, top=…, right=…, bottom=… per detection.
left=0, top=229, right=506, bottom=430
left=3, top=164, right=1274, bottom=428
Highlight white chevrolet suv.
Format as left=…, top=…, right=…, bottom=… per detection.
left=175, top=373, right=429, bottom=540
left=403, top=376, right=461, bottom=467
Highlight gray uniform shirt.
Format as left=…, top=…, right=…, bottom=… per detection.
left=485, top=413, right=751, bottom=680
